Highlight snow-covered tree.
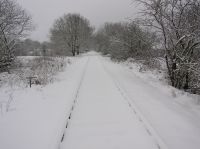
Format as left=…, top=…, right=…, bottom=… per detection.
left=50, top=13, right=93, bottom=56
left=0, top=0, right=32, bottom=72
left=137, top=0, right=200, bottom=92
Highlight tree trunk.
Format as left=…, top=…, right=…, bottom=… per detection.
left=72, top=41, right=76, bottom=56
left=183, top=72, right=189, bottom=90
left=77, top=47, right=80, bottom=55
left=171, top=53, right=177, bottom=87
left=72, top=48, right=76, bottom=56
left=165, top=55, right=175, bottom=87
left=72, top=51, right=75, bottom=56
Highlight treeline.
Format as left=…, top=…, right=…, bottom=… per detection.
left=15, top=13, right=94, bottom=57
left=15, top=39, right=50, bottom=56
left=94, top=22, right=159, bottom=60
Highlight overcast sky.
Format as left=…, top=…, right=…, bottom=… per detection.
left=17, top=0, right=139, bottom=42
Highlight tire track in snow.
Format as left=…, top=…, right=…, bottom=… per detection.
left=99, top=57, right=169, bottom=149
left=59, top=57, right=90, bottom=146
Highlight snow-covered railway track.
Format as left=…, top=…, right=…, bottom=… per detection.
left=59, top=57, right=90, bottom=147
left=100, top=57, right=169, bottom=149
left=60, top=54, right=170, bottom=149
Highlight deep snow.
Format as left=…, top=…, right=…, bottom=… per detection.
left=0, top=52, right=200, bottom=149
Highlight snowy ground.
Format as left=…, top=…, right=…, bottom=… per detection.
left=0, top=52, right=200, bottom=149
left=101, top=56, right=200, bottom=149
left=0, top=56, right=86, bottom=149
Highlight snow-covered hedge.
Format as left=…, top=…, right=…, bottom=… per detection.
left=0, top=56, right=69, bottom=88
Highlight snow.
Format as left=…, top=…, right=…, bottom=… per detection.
left=101, top=56, right=200, bottom=149
left=0, top=52, right=200, bottom=149
left=60, top=55, right=162, bottom=149
left=122, top=57, right=200, bottom=111
left=0, top=56, right=88, bottom=149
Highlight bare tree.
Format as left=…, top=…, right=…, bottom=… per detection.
left=95, top=21, right=156, bottom=60
left=137, top=0, right=200, bottom=91
left=94, top=27, right=111, bottom=54
left=0, top=0, right=32, bottom=72
left=50, top=13, right=93, bottom=56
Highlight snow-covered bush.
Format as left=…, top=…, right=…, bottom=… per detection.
left=0, top=56, right=69, bottom=88
left=141, top=58, right=164, bottom=71
left=29, top=57, right=67, bottom=85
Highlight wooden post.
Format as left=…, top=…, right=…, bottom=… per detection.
left=26, top=77, right=37, bottom=88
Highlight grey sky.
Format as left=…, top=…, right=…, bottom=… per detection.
left=17, top=0, right=139, bottom=42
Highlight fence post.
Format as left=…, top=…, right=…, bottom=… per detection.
left=26, top=77, right=37, bottom=88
